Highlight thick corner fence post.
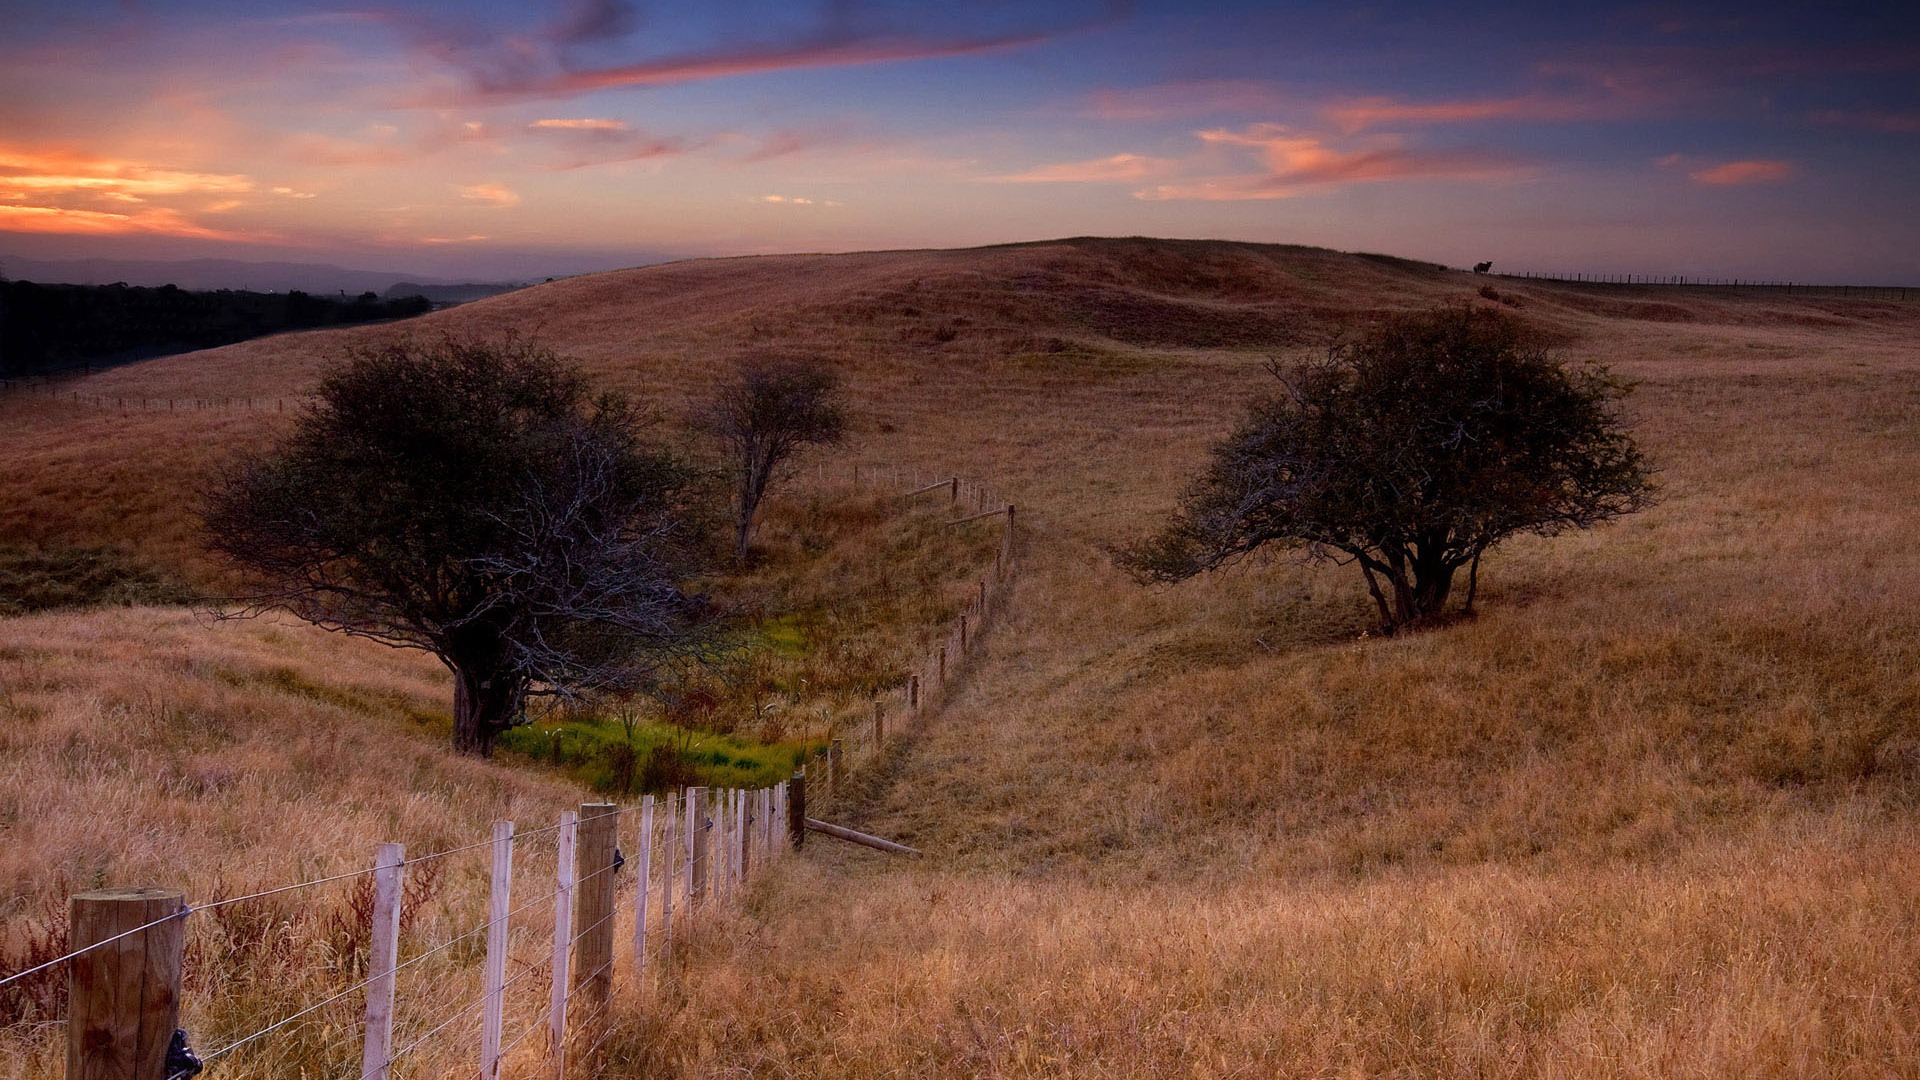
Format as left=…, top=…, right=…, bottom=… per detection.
left=573, top=803, right=619, bottom=1014
left=67, top=887, right=186, bottom=1080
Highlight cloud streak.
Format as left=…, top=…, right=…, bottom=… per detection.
left=991, top=124, right=1521, bottom=202
left=398, top=1, right=1124, bottom=103
left=1688, top=159, right=1795, bottom=185
left=990, top=153, right=1175, bottom=183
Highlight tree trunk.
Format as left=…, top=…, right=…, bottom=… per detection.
left=452, top=669, right=522, bottom=757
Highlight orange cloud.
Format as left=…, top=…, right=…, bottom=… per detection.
left=1689, top=159, right=1795, bottom=185
left=990, top=153, right=1177, bottom=183
left=0, top=204, right=250, bottom=240
left=0, top=148, right=252, bottom=200
left=1138, top=124, right=1520, bottom=200
left=0, top=145, right=260, bottom=239
left=530, top=118, right=629, bottom=131
left=986, top=124, right=1520, bottom=202
left=458, top=182, right=520, bottom=206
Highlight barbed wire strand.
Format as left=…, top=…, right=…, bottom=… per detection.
left=0, top=906, right=188, bottom=990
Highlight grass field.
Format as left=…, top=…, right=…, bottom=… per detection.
left=4, top=237, right=1918, bottom=1076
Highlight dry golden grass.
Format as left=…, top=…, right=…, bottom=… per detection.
left=5, top=238, right=1920, bottom=1076
left=0, top=607, right=600, bottom=1077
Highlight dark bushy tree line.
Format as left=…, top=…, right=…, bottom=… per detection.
left=0, top=279, right=432, bottom=376
left=1121, top=306, right=1654, bottom=631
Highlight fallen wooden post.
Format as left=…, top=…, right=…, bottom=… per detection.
left=803, top=819, right=922, bottom=857
left=946, top=505, right=1012, bottom=527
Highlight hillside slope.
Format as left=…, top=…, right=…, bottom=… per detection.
left=6, top=236, right=1920, bottom=1075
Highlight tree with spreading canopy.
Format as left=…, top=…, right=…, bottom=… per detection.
left=202, top=336, right=713, bottom=756
left=1119, top=305, right=1654, bottom=632
left=692, top=356, right=848, bottom=560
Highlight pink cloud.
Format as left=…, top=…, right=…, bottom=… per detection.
left=989, top=153, right=1178, bottom=183
left=1688, top=159, right=1795, bottom=185
left=1143, top=124, right=1521, bottom=199
left=530, top=118, right=629, bottom=131
left=1323, top=94, right=1610, bottom=133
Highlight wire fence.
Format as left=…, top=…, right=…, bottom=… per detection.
left=1495, top=271, right=1915, bottom=299
left=0, top=464, right=1023, bottom=1079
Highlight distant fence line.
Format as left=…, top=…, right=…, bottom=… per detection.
left=0, top=376, right=309, bottom=413
left=0, top=464, right=1021, bottom=1079
left=1497, top=271, right=1914, bottom=300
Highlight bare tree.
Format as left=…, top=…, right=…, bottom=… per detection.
left=693, top=357, right=848, bottom=559
left=1119, top=306, right=1655, bottom=632
left=202, top=335, right=713, bottom=756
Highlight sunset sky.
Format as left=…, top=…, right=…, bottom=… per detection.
left=2, top=0, right=1916, bottom=282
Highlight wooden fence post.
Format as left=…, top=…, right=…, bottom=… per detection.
left=548, top=811, right=577, bottom=1080
left=481, top=822, right=514, bottom=1080
left=683, top=790, right=697, bottom=915
left=937, top=644, right=947, bottom=685
left=360, top=843, right=406, bottom=1080
left=949, top=477, right=958, bottom=503
left=689, top=788, right=708, bottom=911
left=572, top=803, right=619, bottom=1014
left=660, top=794, right=675, bottom=963
left=874, top=700, right=885, bottom=747
left=789, top=770, right=807, bottom=849
left=733, top=787, right=748, bottom=880
left=633, top=796, right=653, bottom=972
left=831, top=739, right=845, bottom=790
left=67, top=888, right=185, bottom=1080
left=909, top=673, right=920, bottom=711
left=1004, top=504, right=1015, bottom=564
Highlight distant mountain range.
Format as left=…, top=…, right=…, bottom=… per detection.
left=0, top=255, right=528, bottom=297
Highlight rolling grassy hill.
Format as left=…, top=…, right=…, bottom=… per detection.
left=5, top=236, right=1920, bottom=1075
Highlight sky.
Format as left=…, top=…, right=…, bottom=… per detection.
left=2, top=0, right=1917, bottom=283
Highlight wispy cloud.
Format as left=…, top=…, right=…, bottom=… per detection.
left=1323, top=94, right=1608, bottom=133
left=0, top=145, right=261, bottom=239
left=754, top=194, right=843, bottom=207
left=0, top=203, right=251, bottom=240
left=1144, top=125, right=1520, bottom=200
left=989, top=153, right=1177, bottom=183
left=991, top=124, right=1521, bottom=202
left=531, top=118, right=629, bottom=131
left=1656, top=153, right=1796, bottom=185
left=0, top=148, right=252, bottom=200
left=523, top=117, right=695, bottom=169
left=458, top=182, right=520, bottom=206
left=394, top=1, right=1124, bottom=103
left=1689, top=159, right=1796, bottom=185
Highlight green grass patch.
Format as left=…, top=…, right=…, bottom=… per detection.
left=498, top=713, right=822, bottom=796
